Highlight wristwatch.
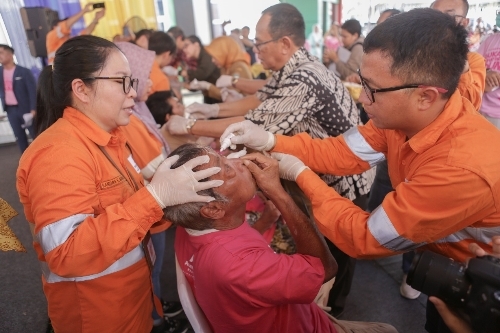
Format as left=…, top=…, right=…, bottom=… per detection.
left=186, top=118, right=197, bottom=134
left=231, top=73, right=240, bottom=87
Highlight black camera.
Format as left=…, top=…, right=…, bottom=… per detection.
left=407, top=251, right=500, bottom=333
left=93, top=2, right=105, bottom=9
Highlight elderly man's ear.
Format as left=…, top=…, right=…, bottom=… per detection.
left=200, top=202, right=226, bottom=220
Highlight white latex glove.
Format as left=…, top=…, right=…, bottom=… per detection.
left=162, top=66, right=178, bottom=76
left=146, top=154, right=224, bottom=208
left=215, top=75, right=233, bottom=88
left=189, top=79, right=211, bottom=91
left=185, top=102, right=219, bottom=119
left=220, top=120, right=275, bottom=151
left=271, top=152, right=309, bottom=181
left=165, top=115, right=189, bottom=135
left=227, top=148, right=247, bottom=159
left=221, top=88, right=244, bottom=102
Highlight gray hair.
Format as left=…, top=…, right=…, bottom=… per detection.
left=163, top=144, right=229, bottom=230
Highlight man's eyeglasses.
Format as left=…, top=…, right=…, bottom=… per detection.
left=357, top=69, right=448, bottom=104
left=253, top=37, right=282, bottom=52
left=453, top=14, right=467, bottom=24
left=81, top=75, right=139, bottom=94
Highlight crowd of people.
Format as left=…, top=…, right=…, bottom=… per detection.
left=1, top=0, right=499, bottom=332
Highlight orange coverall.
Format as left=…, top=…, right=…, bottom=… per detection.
left=17, top=107, right=166, bottom=332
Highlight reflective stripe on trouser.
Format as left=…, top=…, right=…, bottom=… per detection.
left=343, top=127, right=385, bottom=168
left=368, top=205, right=500, bottom=252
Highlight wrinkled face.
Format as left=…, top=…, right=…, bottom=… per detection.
left=83, top=50, right=137, bottom=132
left=340, top=29, right=358, bottom=48
left=0, top=48, right=13, bottom=65
left=431, top=0, right=469, bottom=27
left=167, top=97, right=185, bottom=116
left=254, top=14, right=281, bottom=71
left=202, top=151, right=256, bottom=206
left=358, top=51, right=415, bottom=131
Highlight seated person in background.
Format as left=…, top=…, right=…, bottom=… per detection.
left=147, top=92, right=213, bottom=151
left=46, top=3, right=105, bottom=64
left=169, top=144, right=398, bottom=333
left=181, top=36, right=221, bottom=104
left=189, top=36, right=252, bottom=101
left=323, top=19, right=363, bottom=80
left=148, top=31, right=176, bottom=96
left=134, top=29, right=153, bottom=49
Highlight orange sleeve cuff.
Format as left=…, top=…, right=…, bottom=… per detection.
left=124, top=187, right=164, bottom=232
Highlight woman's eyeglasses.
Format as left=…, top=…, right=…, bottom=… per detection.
left=81, top=75, right=139, bottom=94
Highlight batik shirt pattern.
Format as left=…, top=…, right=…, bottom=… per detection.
left=246, top=47, right=374, bottom=199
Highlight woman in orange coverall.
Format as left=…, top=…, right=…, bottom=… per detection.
left=16, top=35, right=222, bottom=333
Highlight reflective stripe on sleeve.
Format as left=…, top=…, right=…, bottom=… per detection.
left=343, top=127, right=386, bottom=168
left=37, top=214, right=93, bottom=254
left=435, top=226, right=500, bottom=244
left=367, top=206, right=426, bottom=252
left=41, top=244, right=144, bottom=283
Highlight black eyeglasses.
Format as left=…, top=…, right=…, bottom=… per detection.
left=253, top=37, right=283, bottom=52
left=357, top=69, right=448, bottom=104
left=81, top=76, right=139, bottom=94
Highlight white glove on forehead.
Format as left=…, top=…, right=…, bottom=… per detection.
left=146, top=154, right=224, bottom=208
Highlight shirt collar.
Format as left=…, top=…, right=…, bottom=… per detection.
left=272, top=47, right=313, bottom=84
left=62, top=106, right=126, bottom=147
left=408, top=90, right=473, bottom=153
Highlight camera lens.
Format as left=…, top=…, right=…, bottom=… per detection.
left=407, top=251, right=470, bottom=307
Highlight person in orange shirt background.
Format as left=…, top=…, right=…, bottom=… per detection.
left=147, top=31, right=176, bottom=96
left=17, top=35, right=222, bottom=333
left=46, top=3, right=105, bottom=64
left=220, top=9, right=500, bottom=333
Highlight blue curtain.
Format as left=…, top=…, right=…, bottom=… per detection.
left=24, top=0, right=84, bottom=36
left=0, top=0, right=42, bottom=75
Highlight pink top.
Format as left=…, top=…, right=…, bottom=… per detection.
left=478, top=34, right=500, bottom=118
left=3, top=66, right=18, bottom=106
left=175, top=223, right=337, bottom=333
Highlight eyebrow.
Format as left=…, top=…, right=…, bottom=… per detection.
left=114, top=71, right=131, bottom=76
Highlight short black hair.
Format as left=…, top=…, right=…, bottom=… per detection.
left=167, top=26, right=185, bottom=40
left=0, top=44, right=14, bottom=54
left=262, top=3, right=305, bottom=47
left=148, top=31, right=176, bottom=56
left=341, top=19, right=362, bottom=37
left=146, top=91, right=173, bottom=126
left=381, top=9, right=401, bottom=18
left=135, top=29, right=153, bottom=41
left=364, top=8, right=469, bottom=98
